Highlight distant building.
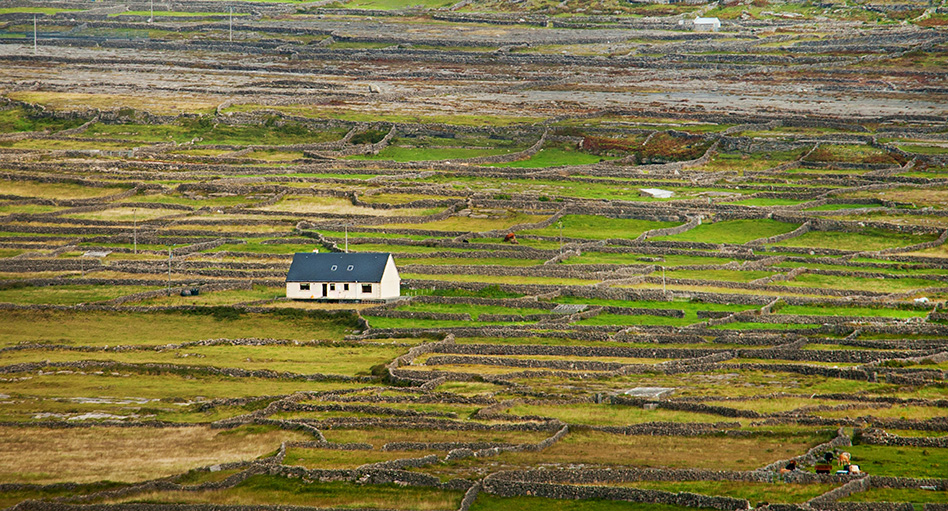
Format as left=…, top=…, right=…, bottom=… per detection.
left=693, top=17, right=721, bottom=32
left=286, top=252, right=400, bottom=302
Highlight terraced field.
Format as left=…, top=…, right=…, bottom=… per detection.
left=1, top=0, right=947, bottom=510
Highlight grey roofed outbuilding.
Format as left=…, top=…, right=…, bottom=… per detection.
left=286, top=252, right=392, bottom=283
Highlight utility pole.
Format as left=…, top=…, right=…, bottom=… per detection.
left=133, top=209, right=137, bottom=254
left=558, top=221, right=563, bottom=254
left=149, top=0, right=153, bottom=22
left=344, top=224, right=349, bottom=253
left=168, top=247, right=172, bottom=291
left=662, top=266, right=666, bottom=297
left=33, top=15, right=37, bottom=54
left=229, top=7, right=233, bottom=42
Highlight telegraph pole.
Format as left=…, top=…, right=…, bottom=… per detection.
left=662, top=266, right=666, bottom=296
left=133, top=209, right=137, bottom=254
left=33, top=15, right=37, bottom=54
left=168, top=247, right=172, bottom=291
left=558, top=221, right=563, bottom=254
left=229, top=7, right=233, bottom=42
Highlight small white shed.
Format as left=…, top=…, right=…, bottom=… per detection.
left=694, top=17, right=721, bottom=32
left=286, top=252, right=400, bottom=302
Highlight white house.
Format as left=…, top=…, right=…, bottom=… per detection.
left=693, top=17, right=721, bottom=32
left=286, top=252, right=400, bottom=302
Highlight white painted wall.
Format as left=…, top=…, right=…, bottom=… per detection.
left=379, top=255, right=401, bottom=300
left=285, top=255, right=400, bottom=301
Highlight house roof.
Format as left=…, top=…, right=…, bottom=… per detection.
left=286, top=252, right=394, bottom=283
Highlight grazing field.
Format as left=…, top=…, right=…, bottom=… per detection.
left=1, top=1, right=947, bottom=510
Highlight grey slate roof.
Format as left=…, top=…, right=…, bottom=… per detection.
left=286, top=252, right=392, bottom=283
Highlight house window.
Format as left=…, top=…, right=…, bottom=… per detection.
left=362, top=284, right=372, bottom=293
left=347, top=265, right=354, bottom=271
left=329, top=284, right=335, bottom=291
left=331, top=265, right=338, bottom=271
left=344, top=284, right=350, bottom=291
left=300, top=283, right=310, bottom=291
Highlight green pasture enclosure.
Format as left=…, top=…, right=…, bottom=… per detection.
left=322, top=427, right=551, bottom=447
left=110, top=10, right=252, bottom=17
left=560, top=252, right=738, bottom=265
left=62, top=206, right=184, bottom=222
left=572, top=312, right=698, bottom=327
left=0, top=7, right=86, bottom=14
left=774, top=228, right=938, bottom=251
left=487, top=146, right=613, bottom=168
left=378, top=211, right=549, bottom=232
left=770, top=260, right=948, bottom=276
left=347, top=146, right=515, bottom=161
left=841, top=445, right=948, bottom=479
left=0, top=392, right=281, bottom=424
left=651, top=219, right=800, bottom=244
left=363, top=316, right=524, bottom=329
left=0, top=482, right=127, bottom=509
left=349, top=244, right=476, bottom=254
left=804, top=144, right=901, bottom=165
left=722, top=198, right=807, bottom=207
left=841, top=487, right=948, bottom=506
left=773, top=273, right=941, bottom=293
left=411, top=173, right=742, bottom=202
left=611, top=480, right=839, bottom=504
left=283, top=447, right=447, bottom=468
left=0, top=370, right=365, bottom=413
left=0, top=178, right=130, bottom=200
left=205, top=241, right=305, bottom=254
left=0, top=308, right=356, bottom=347
left=357, top=192, right=465, bottom=205
left=506, top=402, right=727, bottom=426
left=552, top=295, right=759, bottom=317
left=80, top=119, right=346, bottom=145
left=445, top=429, right=831, bottom=471
left=135, top=285, right=283, bottom=306
left=121, top=193, right=257, bottom=208
left=696, top=397, right=855, bottom=415
left=0, top=284, right=163, bottom=305
left=804, top=203, right=878, bottom=211
left=0, top=203, right=63, bottom=215
left=402, top=272, right=599, bottom=286
left=342, top=0, right=472, bottom=9
left=467, top=237, right=562, bottom=250
left=399, top=256, right=544, bottom=266
left=663, top=269, right=775, bottom=282
left=470, top=494, right=696, bottom=511
left=391, top=301, right=550, bottom=319
left=521, top=215, right=678, bottom=240
left=709, top=321, right=822, bottom=330
left=0, top=342, right=402, bottom=376
left=517, top=368, right=892, bottom=399
left=95, top=475, right=464, bottom=509
left=774, top=303, right=929, bottom=319
left=298, top=399, right=483, bottom=417
left=0, top=107, right=89, bottom=133
left=815, top=403, right=948, bottom=421
left=700, top=149, right=804, bottom=172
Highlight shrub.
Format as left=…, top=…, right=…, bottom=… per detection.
left=350, top=129, right=388, bottom=145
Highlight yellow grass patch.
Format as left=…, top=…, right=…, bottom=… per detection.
left=8, top=91, right=219, bottom=115
left=0, top=426, right=310, bottom=483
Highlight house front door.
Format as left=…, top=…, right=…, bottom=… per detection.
left=322, top=283, right=328, bottom=297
